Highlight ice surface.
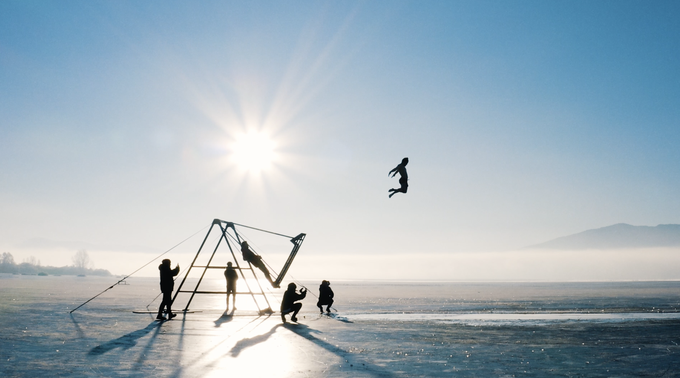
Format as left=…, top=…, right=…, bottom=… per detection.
left=346, top=311, right=680, bottom=326
left=2, top=275, right=680, bottom=377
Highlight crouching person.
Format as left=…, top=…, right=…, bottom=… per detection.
left=317, top=280, right=334, bottom=313
left=281, top=282, right=306, bottom=323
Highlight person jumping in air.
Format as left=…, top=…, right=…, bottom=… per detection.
left=281, top=282, right=306, bottom=323
left=240, top=241, right=277, bottom=288
left=317, top=280, right=334, bottom=314
left=388, top=157, right=409, bottom=198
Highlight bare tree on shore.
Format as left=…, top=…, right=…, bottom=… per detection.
left=72, top=250, right=93, bottom=270
left=24, top=256, right=40, bottom=266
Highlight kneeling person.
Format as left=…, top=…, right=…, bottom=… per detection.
left=281, top=282, right=306, bottom=323
left=317, top=280, right=334, bottom=313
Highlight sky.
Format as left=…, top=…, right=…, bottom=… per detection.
left=1, top=1, right=680, bottom=281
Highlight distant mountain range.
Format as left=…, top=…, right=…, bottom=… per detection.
left=526, top=223, right=680, bottom=250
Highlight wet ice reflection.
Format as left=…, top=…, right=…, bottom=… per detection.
left=190, top=316, right=295, bottom=378
left=346, top=311, right=680, bottom=325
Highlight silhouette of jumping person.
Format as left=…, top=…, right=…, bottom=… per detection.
left=389, top=157, right=409, bottom=198
left=224, top=261, right=238, bottom=312
left=317, top=280, right=334, bottom=313
left=157, top=259, right=179, bottom=320
left=281, top=282, right=306, bottom=323
left=240, top=241, right=277, bottom=287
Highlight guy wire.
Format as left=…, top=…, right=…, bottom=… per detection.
left=69, top=224, right=208, bottom=314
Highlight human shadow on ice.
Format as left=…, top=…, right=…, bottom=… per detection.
left=228, top=324, right=282, bottom=357
left=284, top=323, right=396, bottom=377
left=88, top=322, right=161, bottom=356
left=133, top=320, right=167, bottom=369
left=214, top=310, right=234, bottom=328
left=328, top=313, right=353, bottom=323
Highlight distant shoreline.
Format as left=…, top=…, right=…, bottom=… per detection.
left=0, top=267, right=111, bottom=277
left=2, top=274, right=678, bottom=284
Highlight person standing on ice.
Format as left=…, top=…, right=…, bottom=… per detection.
left=224, top=261, right=238, bottom=312
left=316, top=280, right=334, bottom=313
left=157, top=259, right=180, bottom=320
left=240, top=241, right=277, bottom=287
left=281, top=282, right=306, bottom=323
left=388, top=157, right=409, bottom=198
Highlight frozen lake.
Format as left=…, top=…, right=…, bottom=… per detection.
left=2, top=275, right=680, bottom=377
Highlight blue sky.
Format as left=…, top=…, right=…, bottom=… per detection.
left=1, top=1, right=679, bottom=280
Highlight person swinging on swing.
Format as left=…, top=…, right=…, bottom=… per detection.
left=240, top=241, right=277, bottom=288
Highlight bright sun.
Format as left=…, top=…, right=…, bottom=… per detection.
left=230, top=131, right=277, bottom=172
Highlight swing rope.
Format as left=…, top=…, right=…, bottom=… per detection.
left=231, top=222, right=295, bottom=239
left=223, top=229, right=321, bottom=311
left=230, top=229, right=326, bottom=309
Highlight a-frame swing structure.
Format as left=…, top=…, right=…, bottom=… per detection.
left=172, top=219, right=305, bottom=314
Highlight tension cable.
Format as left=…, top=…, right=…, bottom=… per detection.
left=69, top=225, right=208, bottom=314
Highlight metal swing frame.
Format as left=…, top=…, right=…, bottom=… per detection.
left=172, top=219, right=305, bottom=314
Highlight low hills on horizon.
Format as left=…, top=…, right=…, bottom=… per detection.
left=526, top=223, right=680, bottom=250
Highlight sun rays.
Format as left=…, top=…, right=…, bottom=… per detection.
left=229, top=131, right=278, bottom=174
left=171, top=7, right=358, bottom=204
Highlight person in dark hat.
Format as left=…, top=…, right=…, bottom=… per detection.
left=280, top=282, right=306, bottom=323
left=157, top=259, right=180, bottom=320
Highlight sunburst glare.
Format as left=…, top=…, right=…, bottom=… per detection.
left=230, top=131, right=277, bottom=173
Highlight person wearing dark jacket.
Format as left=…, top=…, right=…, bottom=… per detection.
left=224, top=261, right=238, bottom=312
left=157, top=259, right=180, bottom=320
left=316, top=280, right=334, bottom=313
left=280, top=282, right=306, bottom=323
